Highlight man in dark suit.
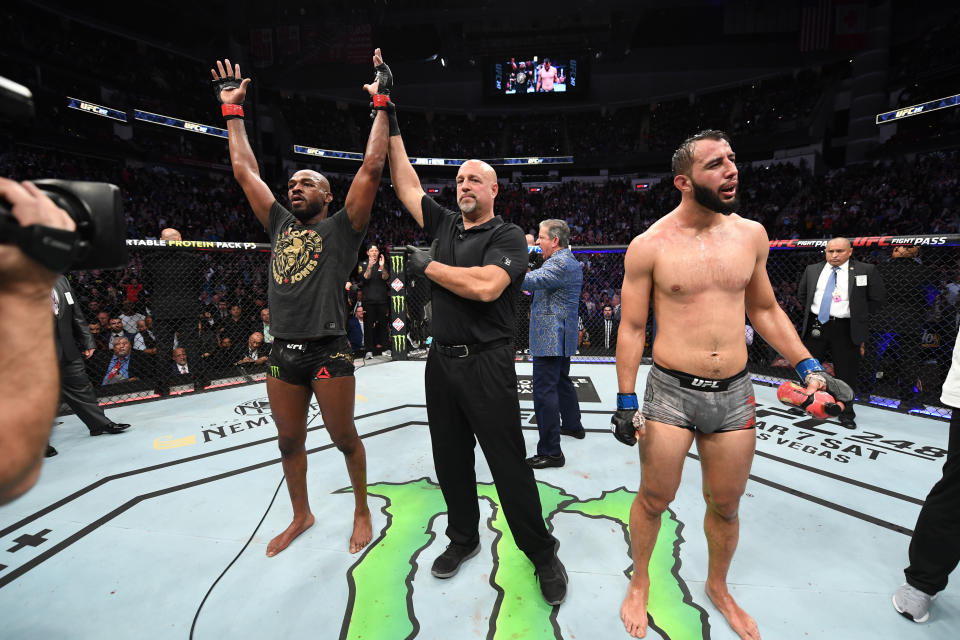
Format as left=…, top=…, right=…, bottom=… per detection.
left=797, top=237, right=886, bottom=427
left=52, top=275, right=131, bottom=456
left=587, top=304, right=620, bottom=356
left=95, top=336, right=154, bottom=387
left=169, top=346, right=208, bottom=391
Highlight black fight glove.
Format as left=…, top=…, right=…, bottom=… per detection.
left=610, top=393, right=642, bottom=446
left=405, top=240, right=437, bottom=278
left=367, top=59, right=400, bottom=135
left=373, top=61, right=394, bottom=97
left=211, top=75, right=242, bottom=104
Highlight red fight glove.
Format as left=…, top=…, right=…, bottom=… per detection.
left=777, top=381, right=844, bottom=419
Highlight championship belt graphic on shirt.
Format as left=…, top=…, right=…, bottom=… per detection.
left=272, top=227, right=323, bottom=285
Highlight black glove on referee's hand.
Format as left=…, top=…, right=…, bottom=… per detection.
left=406, top=243, right=434, bottom=278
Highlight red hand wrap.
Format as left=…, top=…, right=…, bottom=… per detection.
left=372, top=94, right=390, bottom=108
left=221, top=104, right=244, bottom=119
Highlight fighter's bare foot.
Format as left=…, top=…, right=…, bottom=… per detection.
left=266, top=513, right=315, bottom=557
left=620, top=575, right=651, bottom=638
left=349, top=508, right=373, bottom=554
left=706, top=581, right=761, bottom=640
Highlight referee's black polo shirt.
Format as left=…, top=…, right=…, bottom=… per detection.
left=420, top=195, right=528, bottom=345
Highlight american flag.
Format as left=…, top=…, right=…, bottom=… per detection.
left=799, top=0, right=832, bottom=52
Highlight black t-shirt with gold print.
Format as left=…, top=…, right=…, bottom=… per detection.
left=267, top=201, right=366, bottom=339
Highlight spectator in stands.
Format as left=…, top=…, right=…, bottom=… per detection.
left=118, top=302, right=144, bottom=336
left=133, top=318, right=158, bottom=356
left=106, top=317, right=128, bottom=349
left=97, top=337, right=152, bottom=386
left=236, top=331, right=270, bottom=368
left=210, top=335, right=239, bottom=375
left=87, top=320, right=110, bottom=353
left=169, top=346, right=207, bottom=390
left=260, top=307, right=273, bottom=344
left=797, top=237, right=886, bottom=428
left=220, top=303, right=252, bottom=346
left=183, top=316, right=218, bottom=363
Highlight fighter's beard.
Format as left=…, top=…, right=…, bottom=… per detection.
left=692, top=180, right=738, bottom=215
left=291, top=202, right=322, bottom=222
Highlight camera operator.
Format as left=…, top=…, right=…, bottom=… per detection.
left=0, top=177, right=75, bottom=504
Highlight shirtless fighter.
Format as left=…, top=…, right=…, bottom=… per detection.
left=611, top=130, right=849, bottom=639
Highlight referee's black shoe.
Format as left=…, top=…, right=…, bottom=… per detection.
left=535, top=546, right=568, bottom=605
left=560, top=427, right=586, bottom=439
left=526, top=454, right=565, bottom=469
left=431, top=542, right=481, bottom=578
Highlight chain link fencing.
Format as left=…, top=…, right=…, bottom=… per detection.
left=63, top=241, right=273, bottom=405
left=59, top=235, right=959, bottom=422
left=399, top=236, right=960, bottom=421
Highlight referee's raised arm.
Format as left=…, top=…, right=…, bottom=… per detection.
left=386, top=124, right=426, bottom=228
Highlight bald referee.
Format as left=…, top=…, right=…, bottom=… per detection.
left=213, top=50, right=391, bottom=556
left=387, top=148, right=568, bottom=602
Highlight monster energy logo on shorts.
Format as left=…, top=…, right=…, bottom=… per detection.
left=269, top=365, right=279, bottom=378
left=391, top=254, right=405, bottom=272
left=392, top=334, right=406, bottom=353
left=336, top=478, right=708, bottom=640
left=392, top=295, right=405, bottom=313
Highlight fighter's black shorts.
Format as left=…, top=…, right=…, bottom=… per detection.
left=642, top=363, right=756, bottom=434
left=267, top=336, right=355, bottom=386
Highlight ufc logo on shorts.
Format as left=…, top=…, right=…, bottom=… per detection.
left=285, top=343, right=304, bottom=351
left=690, top=378, right=720, bottom=389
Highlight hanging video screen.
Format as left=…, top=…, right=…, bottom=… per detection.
left=488, top=55, right=586, bottom=98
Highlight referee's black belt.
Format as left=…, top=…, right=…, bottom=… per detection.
left=433, top=337, right=512, bottom=358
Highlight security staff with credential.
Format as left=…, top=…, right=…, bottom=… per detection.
left=391, top=145, right=569, bottom=604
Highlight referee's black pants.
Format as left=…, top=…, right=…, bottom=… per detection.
left=424, top=344, right=556, bottom=567
left=60, top=356, right=111, bottom=433
left=803, top=315, right=860, bottom=418
left=905, top=411, right=960, bottom=595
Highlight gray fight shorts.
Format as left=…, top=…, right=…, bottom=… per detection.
left=642, top=363, right=756, bottom=434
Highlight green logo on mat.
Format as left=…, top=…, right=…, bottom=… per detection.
left=336, top=479, right=709, bottom=640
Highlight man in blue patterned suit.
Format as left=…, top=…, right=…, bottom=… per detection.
left=523, top=219, right=585, bottom=469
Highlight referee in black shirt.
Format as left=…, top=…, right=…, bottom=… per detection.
left=389, top=146, right=568, bottom=604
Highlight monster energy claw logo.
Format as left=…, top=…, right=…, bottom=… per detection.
left=391, top=295, right=405, bottom=313
left=392, top=334, right=406, bottom=353
left=337, top=479, right=709, bottom=640
left=269, top=365, right=280, bottom=378
left=391, top=254, right=405, bottom=272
